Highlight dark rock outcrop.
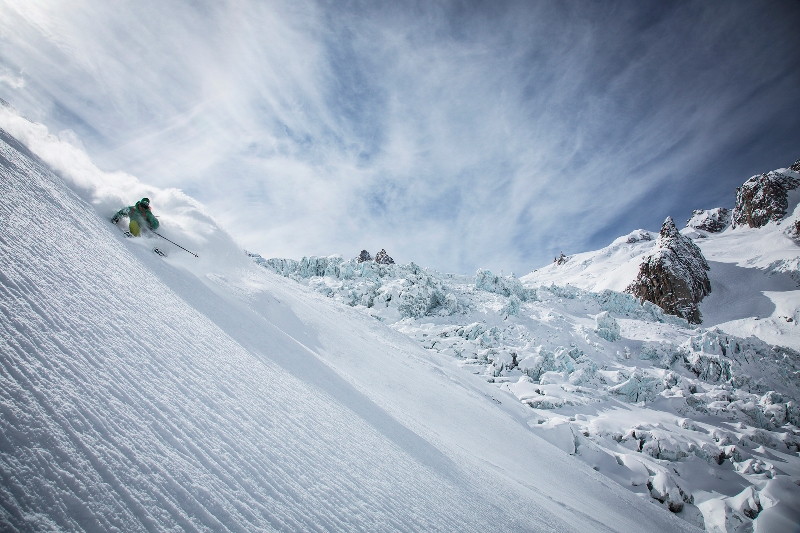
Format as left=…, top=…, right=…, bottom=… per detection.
left=732, top=169, right=799, bottom=228
left=626, top=231, right=652, bottom=244
left=357, top=250, right=372, bottom=263
left=554, top=252, right=569, bottom=265
left=685, top=208, right=730, bottom=233
left=374, top=249, right=395, bottom=265
left=626, top=217, right=711, bottom=324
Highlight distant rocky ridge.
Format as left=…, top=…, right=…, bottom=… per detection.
left=356, top=248, right=395, bottom=264
left=626, top=230, right=652, bottom=243
left=732, top=164, right=800, bottom=228
left=627, top=158, right=799, bottom=322
left=374, top=249, right=395, bottom=265
left=686, top=207, right=730, bottom=233
left=626, top=217, right=711, bottom=324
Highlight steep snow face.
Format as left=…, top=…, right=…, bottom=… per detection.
left=625, top=217, right=711, bottom=324
left=0, top=129, right=498, bottom=531
left=0, top=117, right=701, bottom=530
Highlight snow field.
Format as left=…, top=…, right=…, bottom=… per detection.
left=0, top=115, right=699, bottom=531
left=243, top=266, right=693, bottom=533
left=258, top=247, right=800, bottom=531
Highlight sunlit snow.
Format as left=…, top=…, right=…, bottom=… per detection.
left=0, top=105, right=702, bottom=531
left=2, top=102, right=799, bottom=532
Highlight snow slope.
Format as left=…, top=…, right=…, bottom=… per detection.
left=521, top=229, right=658, bottom=294
left=0, top=111, right=699, bottom=530
left=257, top=254, right=800, bottom=532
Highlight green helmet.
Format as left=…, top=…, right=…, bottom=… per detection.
left=139, top=197, right=150, bottom=208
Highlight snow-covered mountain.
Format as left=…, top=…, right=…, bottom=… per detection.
left=0, top=107, right=702, bottom=531
left=252, top=161, right=800, bottom=532
left=1, top=101, right=798, bottom=533
left=523, top=160, right=800, bottom=352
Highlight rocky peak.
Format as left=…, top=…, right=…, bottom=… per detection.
left=356, top=250, right=372, bottom=263
left=732, top=168, right=799, bottom=228
left=625, top=217, right=711, bottom=324
left=554, top=252, right=569, bottom=265
left=626, top=230, right=652, bottom=244
left=685, top=208, right=730, bottom=233
left=659, top=217, right=681, bottom=239
left=791, top=158, right=800, bottom=172
left=374, top=249, right=395, bottom=265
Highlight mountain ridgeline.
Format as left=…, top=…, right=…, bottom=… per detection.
left=269, top=158, right=799, bottom=326
left=733, top=160, right=800, bottom=229
left=612, top=158, right=799, bottom=323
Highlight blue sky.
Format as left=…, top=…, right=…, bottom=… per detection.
left=1, top=0, right=798, bottom=274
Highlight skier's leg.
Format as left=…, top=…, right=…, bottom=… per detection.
left=129, top=219, right=141, bottom=237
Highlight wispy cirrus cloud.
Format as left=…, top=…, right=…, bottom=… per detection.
left=0, top=67, right=24, bottom=89
left=1, top=0, right=799, bottom=274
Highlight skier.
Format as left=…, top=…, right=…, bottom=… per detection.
left=112, top=197, right=159, bottom=236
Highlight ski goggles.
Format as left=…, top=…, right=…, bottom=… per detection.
left=140, top=198, right=150, bottom=208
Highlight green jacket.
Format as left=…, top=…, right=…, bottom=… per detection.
left=114, top=202, right=159, bottom=231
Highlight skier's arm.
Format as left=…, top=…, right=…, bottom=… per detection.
left=111, top=207, right=130, bottom=223
left=145, top=211, right=159, bottom=230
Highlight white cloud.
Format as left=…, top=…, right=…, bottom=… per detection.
left=0, top=67, right=24, bottom=89
left=1, top=0, right=798, bottom=274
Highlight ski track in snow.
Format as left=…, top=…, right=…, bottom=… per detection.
left=0, top=129, right=701, bottom=532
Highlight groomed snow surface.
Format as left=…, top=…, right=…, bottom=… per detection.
left=0, top=111, right=705, bottom=530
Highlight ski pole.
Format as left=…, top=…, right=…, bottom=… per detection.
left=152, top=231, right=199, bottom=258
